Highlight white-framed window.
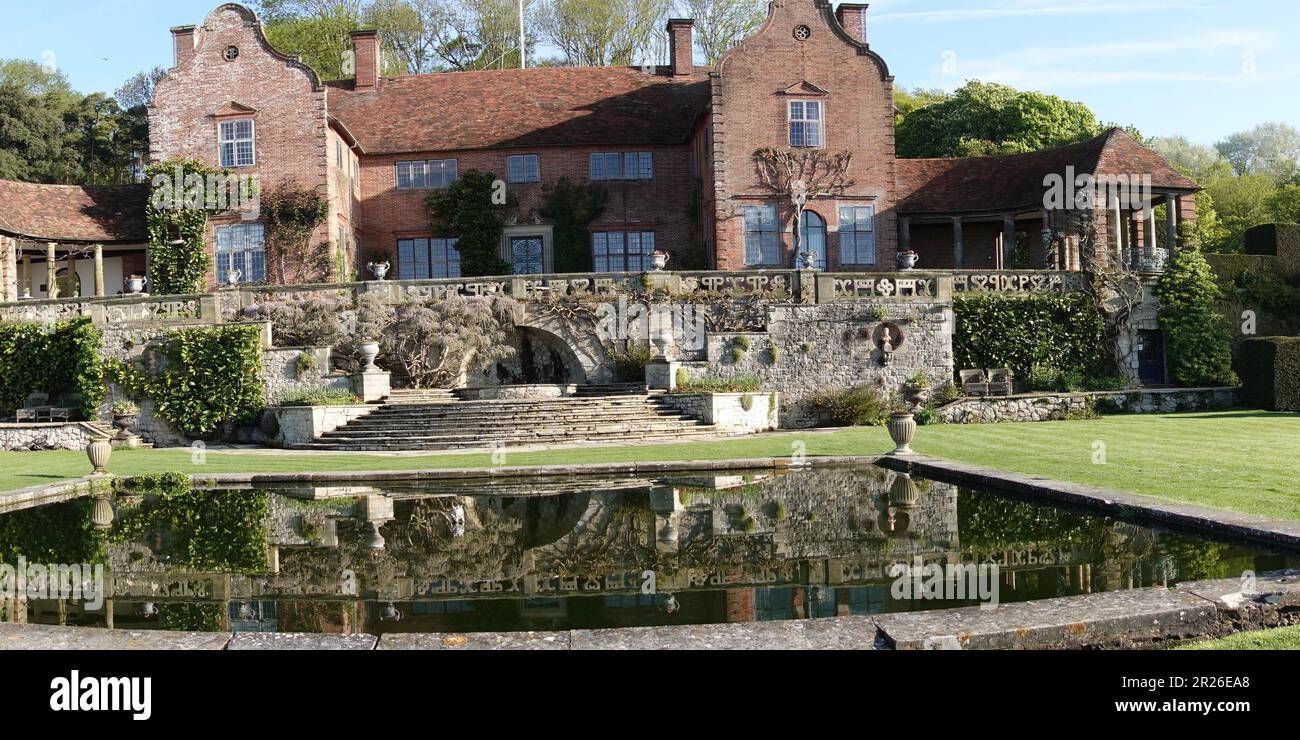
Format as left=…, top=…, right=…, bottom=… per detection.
left=396, top=159, right=459, bottom=189
left=336, top=139, right=344, bottom=169
left=506, top=154, right=541, bottom=183
left=593, top=231, right=655, bottom=272
left=218, top=120, right=256, bottom=168
left=216, top=223, right=266, bottom=282
left=788, top=100, right=823, bottom=148
left=744, top=205, right=781, bottom=266
left=838, top=205, right=876, bottom=265
left=590, top=152, right=654, bottom=181
left=397, top=238, right=461, bottom=279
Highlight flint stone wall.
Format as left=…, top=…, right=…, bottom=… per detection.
left=939, top=387, right=1241, bottom=424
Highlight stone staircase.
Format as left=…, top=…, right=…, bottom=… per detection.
left=294, top=387, right=717, bottom=451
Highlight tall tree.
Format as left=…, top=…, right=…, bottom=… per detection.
left=540, top=0, right=671, bottom=67
left=677, top=0, right=765, bottom=66
left=895, top=81, right=1100, bottom=159
left=893, top=87, right=948, bottom=126
left=256, top=0, right=405, bottom=79
left=1215, top=122, right=1300, bottom=183
left=114, top=67, right=167, bottom=110
left=1147, top=135, right=1226, bottom=180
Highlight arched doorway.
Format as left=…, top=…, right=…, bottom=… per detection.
left=799, top=211, right=828, bottom=270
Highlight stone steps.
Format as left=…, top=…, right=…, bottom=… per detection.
left=300, top=389, right=717, bottom=451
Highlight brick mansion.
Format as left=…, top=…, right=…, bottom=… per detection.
left=0, top=0, right=1200, bottom=299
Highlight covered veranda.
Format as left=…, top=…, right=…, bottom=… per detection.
left=0, top=180, right=150, bottom=302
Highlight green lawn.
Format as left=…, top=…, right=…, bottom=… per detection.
left=1175, top=625, right=1300, bottom=650
left=3, top=410, right=1297, bottom=520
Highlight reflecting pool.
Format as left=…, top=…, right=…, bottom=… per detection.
left=0, top=467, right=1294, bottom=634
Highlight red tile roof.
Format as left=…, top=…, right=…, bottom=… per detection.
left=0, top=181, right=149, bottom=243
left=896, top=128, right=1199, bottom=215
left=328, top=67, right=712, bottom=154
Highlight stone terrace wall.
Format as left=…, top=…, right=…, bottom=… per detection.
left=678, top=300, right=955, bottom=428
left=0, top=423, right=105, bottom=452
left=939, top=387, right=1241, bottom=424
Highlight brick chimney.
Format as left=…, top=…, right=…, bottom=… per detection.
left=350, top=30, right=381, bottom=90
left=171, top=25, right=197, bottom=69
left=666, top=19, right=694, bottom=76
left=836, top=3, right=870, bottom=44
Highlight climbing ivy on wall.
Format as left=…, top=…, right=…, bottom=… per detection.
left=539, top=177, right=607, bottom=273
left=953, top=293, right=1108, bottom=383
left=145, top=159, right=227, bottom=296
left=108, top=325, right=265, bottom=439
left=0, top=318, right=105, bottom=418
left=426, top=170, right=516, bottom=276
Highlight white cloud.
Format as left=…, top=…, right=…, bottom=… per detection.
left=874, top=0, right=1218, bottom=23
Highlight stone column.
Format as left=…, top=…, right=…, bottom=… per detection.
left=1145, top=204, right=1157, bottom=267
left=1165, top=194, right=1178, bottom=255
left=1002, top=215, right=1016, bottom=270
left=1111, top=197, right=1124, bottom=269
left=951, top=217, right=964, bottom=268
left=900, top=215, right=912, bottom=253
left=20, top=249, right=30, bottom=298
left=65, top=248, right=77, bottom=298
left=1041, top=210, right=1055, bottom=269
left=93, top=244, right=105, bottom=297
left=0, top=237, right=15, bottom=303
left=46, top=243, right=58, bottom=300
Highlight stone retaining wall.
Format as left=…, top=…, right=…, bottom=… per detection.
left=676, top=301, right=955, bottom=428
left=268, top=405, right=375, bottom=447
left=938, top=387, right=1241, bottom=424
left=658, top=392, right=780, bottom=434
left=0, top=423, right=104, bottom=452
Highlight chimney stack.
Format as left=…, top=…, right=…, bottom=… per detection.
left=171, top=25, right=197, bottom=69
left=836, top=3, right=870, bottom=45
left=666, top=19, right=694, bottom=77
left=350, top=30, right=381, bottom=90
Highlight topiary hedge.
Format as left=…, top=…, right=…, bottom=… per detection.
left=0, top=317, right=105, bottom=419
left=1237, top=337, right=1300, bottom=411
left=1155, top=246, right=1239, bottom=387
left=953, top=293, right=1108, bottom=385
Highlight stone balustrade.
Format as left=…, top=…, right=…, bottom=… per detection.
left=0, top=270, right=1092, bottom=322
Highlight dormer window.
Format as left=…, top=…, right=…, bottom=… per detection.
left=788, top=101, right=823, bottom=148
left=219, top=120, right=256, bottom=168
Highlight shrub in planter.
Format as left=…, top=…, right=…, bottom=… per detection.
left=808, top=385, right=890, bottom=427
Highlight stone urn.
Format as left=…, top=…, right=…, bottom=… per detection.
left=896, top=250, right=919, bottom=270
left=86, top=437, right=113, bottom=475
left=651, top=326, right=674, bottom=359
left=225, top=268, right=243, bottom=287
left=112, top=407, right=139, bottom=442
left=368, top=522, right=387, bottom=552
left=651, top=251, right=671, bottom=272
left=368, top=261, right=391, bottom=281
left=887, top=412, right=917, bottom=455
left=903, top=381, right=932, bottom=411
left=124, top=275, right=147, bottom=295
left=91, top=494, right=115, bottom=531
left=358, top=340, right=381, bottom=372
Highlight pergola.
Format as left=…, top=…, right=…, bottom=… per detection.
left=0, top=180, right=150, bottom=303
left=894, top=129, right=1201, bottom=273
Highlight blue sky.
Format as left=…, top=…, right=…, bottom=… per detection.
left=2, top=0, right=1296, bottom=145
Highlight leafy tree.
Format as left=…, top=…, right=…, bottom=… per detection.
left=893, top=87, right=948, bottom=126
left=1215, top=122, right=1300, bottom=183
left=677, top=0, right=765, bottom=65
left=1148, top=135, right=1226, bottom=180
left=895, top=81, right=1100, bottom=158
left=1265, top=184, right=1300, bottom=225
left=539, top=0, right=672, bottom=67
left=426, top=170, right=515, bottom=276
left=114, top=67, right=167, bottom=110
left=1155, top=228, right=1238, bottom=387
left=258, top=0, right=406, bottom=79
left=1199, top=169, right=1279, bottom=252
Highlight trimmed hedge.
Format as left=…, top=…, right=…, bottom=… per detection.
left=1244, top=223, right=1300, bottom=278
left=1237, top=337, right=1300, bottom=412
